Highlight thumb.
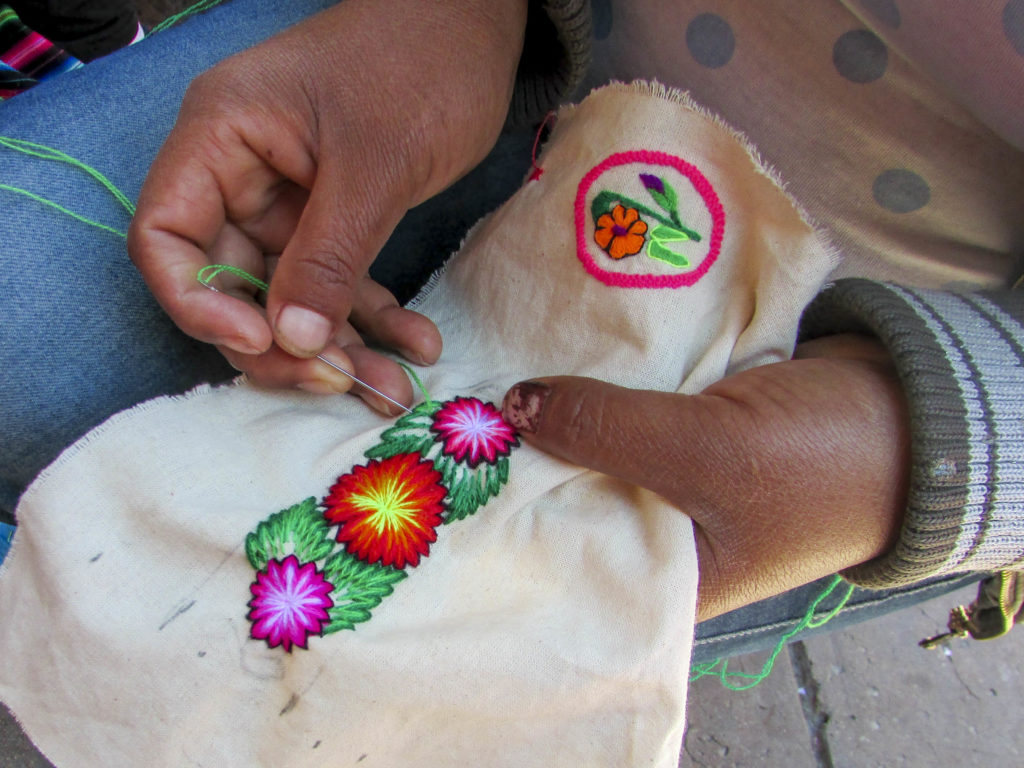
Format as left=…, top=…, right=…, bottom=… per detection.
left=501, top=377, right=710, bottom=505
left=265, top=159, right=409, bottom=358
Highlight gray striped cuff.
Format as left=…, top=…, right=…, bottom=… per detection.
left=801, top=279, right=1024, bottom=589
left=509, top=0, right=592, bottom=127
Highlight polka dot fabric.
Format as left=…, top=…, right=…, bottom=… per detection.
left=583, top=0, right=1024, bottom=290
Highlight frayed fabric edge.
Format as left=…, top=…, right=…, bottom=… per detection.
left=546, top=79, right=845, bottom=273
left=11, top=377, right=246, bottom=522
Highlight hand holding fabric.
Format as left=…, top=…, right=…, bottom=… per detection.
left=128, top=0, right=527, bottom=411
left=502, top=334, right=911, bottom=621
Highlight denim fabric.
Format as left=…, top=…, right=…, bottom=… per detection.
left=692, top=572, right=980, bottom=663
left=0, top=0, right=534, bottom=523
left=0, top=0, right=974, bottom=656
left=0, top=522, right=12, bottom=563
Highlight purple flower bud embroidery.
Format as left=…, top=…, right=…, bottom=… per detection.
left=639, top=173, right=665, bottom=194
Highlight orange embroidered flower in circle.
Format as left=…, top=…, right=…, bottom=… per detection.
left=323, top=453, right=447, bottom=569
left=594, top=204, right=648, bottom=259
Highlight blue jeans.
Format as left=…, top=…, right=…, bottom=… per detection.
left=0, top=0, right=976, bottom=659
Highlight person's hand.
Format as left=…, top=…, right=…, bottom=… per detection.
left=501, top=334, right=911, bottom=621
left=128, top=0, right=527, bottom=412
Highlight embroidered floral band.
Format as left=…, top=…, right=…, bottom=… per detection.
left=245, top=397, right=520, bottom=651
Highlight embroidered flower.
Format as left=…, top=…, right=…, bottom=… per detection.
left=594, top=203, right=648, bottom=259
left=248, top=554, right=335, bottom=652
left=323, top=453, right=446, bottom=569
left=430, top=397, right=520, bottom=467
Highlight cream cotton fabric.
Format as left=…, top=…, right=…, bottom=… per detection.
left=0, top=82, right=835, bottom=767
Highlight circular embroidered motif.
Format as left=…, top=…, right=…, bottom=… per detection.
left=575, top=151, right=724, bottom=289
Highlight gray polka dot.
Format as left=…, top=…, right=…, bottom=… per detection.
left=860, top=0, right=901, bottom=29
left=592, top=0, right=613, bottom=41
left=833, top=29, right=888, bottom=83
left=873, top=169, right=930, bottom=213
left=686, top=13, right=735, bottom=69
left=1005, top=0, right=1024, bottom=56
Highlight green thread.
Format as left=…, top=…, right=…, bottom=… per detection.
left=0, top=183, right=128, bottom=239
left=398, top=362, right=434, bottom=406
left=690, top=575, right=854, bottom=691
left=0, top=135, right=136, bottom=239
left=197, top=263, right=269, bottom=292
left=150, top=0, right=227, bottom=33
left=0, top=136, right=135, bottom=215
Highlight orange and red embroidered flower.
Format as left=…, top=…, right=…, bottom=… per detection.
left=248, top=555, right=335, bottom=652
left=323, top=453, right=446, bottom=569
left=594, top=203, right=648, bottom=259
left=431, top=397, right=519, bottom=467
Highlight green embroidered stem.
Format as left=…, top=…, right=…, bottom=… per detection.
left=149, top=0, right=227, bottom=33
left=590, top=190, right=701, bottom=242
left=690, top=575, right=854, bottom=691
left=197, top=263, right=269, bottom=292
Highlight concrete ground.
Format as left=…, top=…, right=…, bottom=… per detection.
left=3, top=584, right=1022, bottom=766
left=682, top=584, right=1024, bottom=767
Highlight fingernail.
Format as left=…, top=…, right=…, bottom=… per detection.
left=361, top=392, right=401, bottom=416
left=275, top=305, right=332, bottom=357
left=398, top=348, right=429, bottom=366
left=502, top=381, right=549, bottom=434
left=224, top=335, right=266, bottom=356
left=298, top=381, right=341, bottom=395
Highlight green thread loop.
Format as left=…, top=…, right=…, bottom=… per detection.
left=690, top=575, right=855, bottom=691
left=0, top=183, right=128, bottom=239
left=197, top=264, right=269, bottom=292
left=0, top=135, right=136, bottom=239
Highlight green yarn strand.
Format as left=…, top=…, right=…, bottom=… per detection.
left=0, top=136, right=135, bottom=215
left=0, top=183, right=127, bottom=239
left=691, top=575, right=854, bottom=691
left=197, top=264, right=270, bottom=292
left=0, top=135, right=135, bottom=239
left=150, top=0, right=227, bottom=34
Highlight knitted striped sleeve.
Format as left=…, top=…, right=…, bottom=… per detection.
left=508, top=0, right=591, bottom=127
left=800, top=279, right=1024, bottom=589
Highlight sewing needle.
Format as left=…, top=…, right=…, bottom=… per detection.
left=201, top=282, right=413, bottom=415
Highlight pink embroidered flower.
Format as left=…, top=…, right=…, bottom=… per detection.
left=431, top=397, right=520, bottom=467
left=323, top=453, right=447, bottom=569
left=248, top=555, right=335, bottom=652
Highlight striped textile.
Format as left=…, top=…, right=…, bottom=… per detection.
left=801, top=278, right=1024, bottom=588
left=0, top=4, right=79, bottom=100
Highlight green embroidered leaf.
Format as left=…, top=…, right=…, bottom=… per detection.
left=364, top=401, right=441, bottom=461
left=650, top=224, right=694, bottom=242
left=321, top=550, right=408, bottom=632
left=647, top=238, right=692, bottom=268
left=437, top=455, right=510, bottom=523
left=245, top=497, right=334, bottom=570
left=648, top=182, right=679, bottom=216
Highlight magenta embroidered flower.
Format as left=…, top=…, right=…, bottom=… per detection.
left=248, top=554, right=335, bottom=652
left=430, top=397, right=520, bottom=467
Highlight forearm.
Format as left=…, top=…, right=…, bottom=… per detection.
left=801, top=278, right=1024, bottom=588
